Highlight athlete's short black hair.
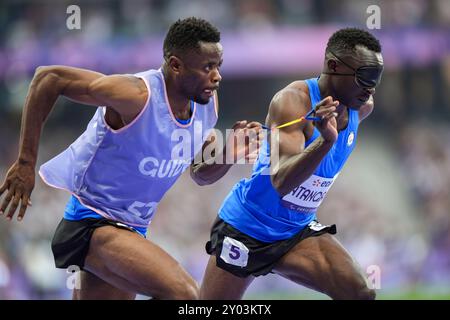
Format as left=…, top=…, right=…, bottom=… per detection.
left=163, top=17, right=220, bottom=59
left=326, top=28, right=381, bottom=54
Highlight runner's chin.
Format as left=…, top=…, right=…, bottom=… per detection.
left=194, top=94, right=211, bottom=105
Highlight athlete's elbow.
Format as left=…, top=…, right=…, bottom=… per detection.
left=35, top=65, right=52, bottom=77
left=191, top=175, right=212, bottom=186
left=271, top=174, right=288, bottom=196
left=190, top=166, right=211, bottom=186
left=30, top=66, right=63, bottom=103
left=34, top=66, right=60, bottom=84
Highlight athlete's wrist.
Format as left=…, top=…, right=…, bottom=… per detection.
left=18, top=154, right=37, bottom=167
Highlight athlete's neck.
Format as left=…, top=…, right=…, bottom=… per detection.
left=317, top=75, right=334, bottom=102
left=317, top=75, right=348, bottom=131
left=161, top=65, right=191, bottom=118
left=336, top=105, right=349, bottom=131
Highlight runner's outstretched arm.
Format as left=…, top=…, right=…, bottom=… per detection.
left=0, top=66, right=148, bottom=220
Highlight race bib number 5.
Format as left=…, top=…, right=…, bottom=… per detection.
left=220, top=236, right=249, bottom=267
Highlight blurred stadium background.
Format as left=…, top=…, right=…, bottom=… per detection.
left=0, top=0, right=449, bottom=299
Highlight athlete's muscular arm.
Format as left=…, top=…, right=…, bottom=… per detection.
left=269, top=88, right=339, bottom=196
left=0, top=65, right=148, bottom=221
left=190, top=120, right=263, bottom=186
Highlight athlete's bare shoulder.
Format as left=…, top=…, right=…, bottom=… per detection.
left=285, top=80, right=309, bottom=93
left=266, top=80, right=312, bottom=128
left=276, top=80, right=311, bottom=108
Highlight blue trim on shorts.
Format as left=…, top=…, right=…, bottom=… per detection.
left=64, top=195, right=147, bottom=236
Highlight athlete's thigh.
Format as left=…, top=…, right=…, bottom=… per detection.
left=84, top=225, right=198, bottom=299
left=272, top=233, right=369, bottom=299
left=200, top=256, right=254, bottom=300
left=72, top=270, right=135, bottom=300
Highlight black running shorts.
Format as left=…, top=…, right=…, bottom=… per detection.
left=51, top=218, right=142, bottom=270
left=205, top=217, right=337, bottom=278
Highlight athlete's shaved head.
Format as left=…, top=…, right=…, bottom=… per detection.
left=326, top=28, right=382, bottom=55
left=163, top=17, right=221, bottom=60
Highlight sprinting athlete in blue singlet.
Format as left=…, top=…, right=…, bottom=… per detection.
left=0, top=18, right=262, bottom=300
left=201, top=28, right=384, bottom=300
